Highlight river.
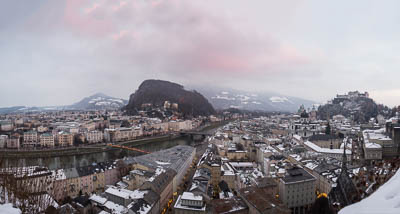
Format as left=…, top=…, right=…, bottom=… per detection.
left=1, top=121, right=226, bottom=170
left=2, top=136, right=193, bottom=170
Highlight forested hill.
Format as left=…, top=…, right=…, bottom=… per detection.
left=317, top=94, right=393, bottom=123
left=124, top=80, right=216, bottom=117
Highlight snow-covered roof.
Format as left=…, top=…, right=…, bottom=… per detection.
left=221, top=163, right=235, bottom=176
left=130, top=190, right=148, bottom=200
left=304, top=141, right=351, bottom=155
left=229, top=162, right=255, bottom=168
left=365, top=142, right=382, bottom=149
left=105, top=186, right=133, bottom=200
left=174, top=194, right=206, bottom=212
left=104, top=201, right=127, bottom=213
left=182, top=192, right=203, bottom=201
left=89, top=194, right=107, bottom=205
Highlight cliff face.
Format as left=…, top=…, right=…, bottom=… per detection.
left=124, top=80, right=216, bottom=116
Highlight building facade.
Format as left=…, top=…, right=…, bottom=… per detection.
left=279, top=167, right=316, bottom=214
left=40, top=133, right=55, bottom=147
left=23, top=130, right=38, bottom=147
left=58, top=132, right=74, bottom=146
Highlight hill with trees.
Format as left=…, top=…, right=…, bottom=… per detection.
left=317, top=92, right=393, bottom=123
left=123, top=79, right=215, bottom=117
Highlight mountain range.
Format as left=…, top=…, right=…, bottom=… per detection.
left=0, top=81, right=317, bottom=114
left=68, top=93, right=128, bottom=110
left=0, top=93, right=128, bottom=114
left=192, top=86, right=316, bottom=112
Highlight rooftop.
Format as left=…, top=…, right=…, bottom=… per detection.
left=281, top=167, right=316, bottom=184
left=174, top=194, right=206, bottom=212
left=239, top=186, right=290, bottom=213
left=304, top=141, right=352, bottom=155
left=182, top=192, right=203, bottom=201
left=124, top=145, right=195, bottom=174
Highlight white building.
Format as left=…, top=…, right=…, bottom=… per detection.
left=174, top=192, right=206, bottom=214
left=40, top=133, right=55, bottom=147
left=362, top=130, right=384, bottom=160
left=85, top=130, right=104, bottom=143
left=279, top=167, right=316, bottom=213
left=289, top=121, right=321, bottom=138
left=168, top=120, right=193, bottom=132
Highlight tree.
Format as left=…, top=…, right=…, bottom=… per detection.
left=0, top=158, right=56, bottom=213
left=236, top=143, right=245, bottom=151
left=325, top=123, right=331, bottom=135
left=116, top=159, right=128, bottom=180
left=74, top=134, right=85, bottom=146
left=121, top=120, right=131, bottom=128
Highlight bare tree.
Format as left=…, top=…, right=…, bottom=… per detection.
left=0, top=158, right=57, bottom=213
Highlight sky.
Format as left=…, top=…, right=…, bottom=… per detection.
left=1, top=0, right=400, bottom=107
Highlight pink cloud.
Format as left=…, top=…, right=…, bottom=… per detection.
left=26, top=0, right=316, bottom=80
left=63, top=0, right=114, bottom=36
left=112, top=30, right=129, bottom=40
left=84, top=3, right=100, bottom=14
left=112, top=1, right=128, bottom=12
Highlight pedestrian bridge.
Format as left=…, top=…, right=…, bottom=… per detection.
left=179, top=131, right=211, bottom=140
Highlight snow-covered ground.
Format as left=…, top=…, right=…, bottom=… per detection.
left=0, top=204, right=21, bottom=214
left=339, top=169, right=400, bottom=214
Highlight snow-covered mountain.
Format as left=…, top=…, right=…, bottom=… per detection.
left=0, top=106, right=66, bottom=114
left=68, top=93, right=128, bottom=110
left=193, top=87, right=316, bottom=112
left=0, top=93, right=127, bottom=114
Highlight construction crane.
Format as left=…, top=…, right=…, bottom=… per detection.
left=107, top=144, right=151, bottom=154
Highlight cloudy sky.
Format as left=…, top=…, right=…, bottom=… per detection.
left=1, top=0, right=400, bottom=107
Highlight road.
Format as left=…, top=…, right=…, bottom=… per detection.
left=167, top=128, right=218, bottom=213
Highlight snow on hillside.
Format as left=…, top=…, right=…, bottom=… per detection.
left=69, top=93, right=128, bottom=110
left=339, top=169, right=400, bottom=214
left=193, top=87, right=316, bottom=112
left=88, top=97, right=124, bottom=106
left=269, top=96, right=289, bottom=103
left=211, top=95, right=236, bottom=100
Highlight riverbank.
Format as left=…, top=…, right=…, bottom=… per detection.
left=0, top=120, right=230, bottom=159
left=0, top=134, right=178, bottom=159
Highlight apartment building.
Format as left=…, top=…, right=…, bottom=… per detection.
left=58, top=132, right=74, bottom=146
left=6, top=136, right=20, bottom=149
left=279, top=167, right=316, bottom=214
left=84, top=130, right=104, bottom=143
left=40, top=133, right=55, bottom=147
left=23, top=130, right=38, bottom=147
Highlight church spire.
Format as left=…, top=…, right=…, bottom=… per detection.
left=342, top=138, right=348, bottom=172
